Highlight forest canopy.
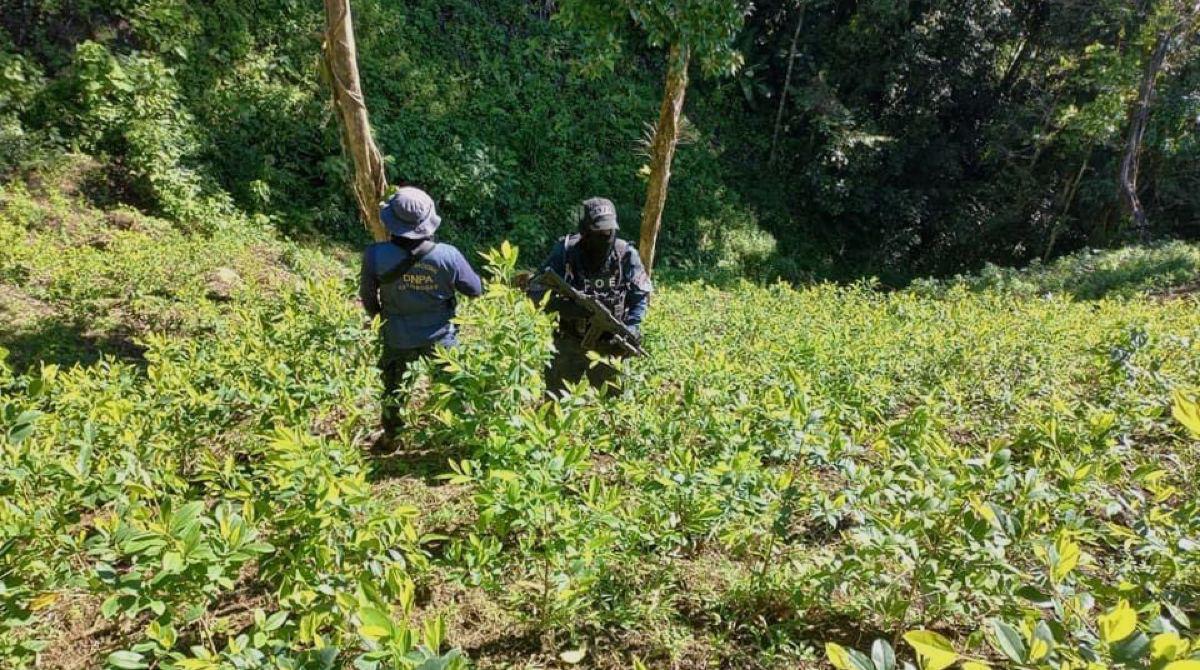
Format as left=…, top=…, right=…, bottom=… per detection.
left=1, top=0, right=1198, bottom=280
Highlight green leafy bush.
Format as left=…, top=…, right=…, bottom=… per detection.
left=2, top=187, right=1200, bottom=667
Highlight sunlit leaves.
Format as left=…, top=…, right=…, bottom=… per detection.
left=1172, top=390, right=1200, bottom=436
left=904, top=631, right=958, bottom=670
left=1051, top=535, right=1081, bottom=583
left=1099, top=600, right=1138, bottom=643
left=357, top=606, right=394, bottom=642
left=1151, top=633, right=1189, bottom=661
left=6, top=223, right=1200, bottom=670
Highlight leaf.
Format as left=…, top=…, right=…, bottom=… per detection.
left=872, top=639, right=897, bottom=670
left=559, top=646, right=587, bottom=664
left=244, top=541, right=275, bottom=555
left=8, top=410, right=40, bottom=444
left=1099, top=600, right=1138, bottom=643
left=423, top=616, right=446, bottom=652
left=147, top=620, right=176, bottom=648
left=1031, top=621, right=1056, bottom=649
left=828, top=643, right=855, bottom=670
left=1163, top=662, right=1200, bottom=670
left=903, top=631, right=958, bottom=670
left=1150, top=633, right=1187, bottom=661
left=1171, top=390, right=1200, bottom=436
left=988, top=620, right=1026, bottom=663
left=169, top=501, right=205, bottom=536
left=100, top=595, right=122, bottom=619
left=29, top=592, right=59, bottom=611
left=357, top=606, right=393, bottom=641
left=106, top=650, right=148, bottom=669
left=1015, top=585, right=1054, bottom=608
left=1053, top=535, right=1080, bottom=582
left=1164, top=602, right=1192, bottom=631
left=1028, top=636, right=1050, bottom=662
left=1111, top=632, right=1150, bottom=664
left=961, top=663, right=990, bottom=670
left=263, top=610, right=289, bottom=632
left=846, top=648, right=876, bottom=670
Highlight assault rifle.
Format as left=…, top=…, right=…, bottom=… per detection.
left=536, top=269, right=648, bottom=358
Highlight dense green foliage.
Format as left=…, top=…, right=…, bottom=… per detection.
left=0, top=0, right=761, bottom=270
left=2, top=0, right=1200, bottom=666
left=747, top=0, right=1200, bottom=275
left=3, top=0, right=1197, bottom=280
left=3, top=180, right=1199, bottom=668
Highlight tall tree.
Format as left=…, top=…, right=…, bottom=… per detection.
left=640, top=43, right=690, bottom=273
left=561, top=0, right=746, bottom=274
left=322, top=0, right=389, bottom=241
left=1119, top=0, right=1200, bottom=239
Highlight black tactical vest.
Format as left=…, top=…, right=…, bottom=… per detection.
left=562, top=235, right=629, bottom=322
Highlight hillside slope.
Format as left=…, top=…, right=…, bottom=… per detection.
left=2, top=181, right=1200, bottom=669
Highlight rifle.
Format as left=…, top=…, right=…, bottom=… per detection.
left=536, top=269, right=648, bottom=357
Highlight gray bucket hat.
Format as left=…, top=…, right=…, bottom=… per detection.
left=578, top=197, right=619, bottom=232
left=380, top=187, right=443, bottom=239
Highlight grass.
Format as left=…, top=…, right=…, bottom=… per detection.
left=2, top=173, right=1199, bottom=670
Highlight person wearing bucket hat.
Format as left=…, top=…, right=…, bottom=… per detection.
left=527, top=197, right=652, bottom=397
left=360, top=187, right=482, bottom=444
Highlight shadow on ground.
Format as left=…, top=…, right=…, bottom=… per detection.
left=368, top=442, right=467, bottom=484
left=0, top=313, right=146, bottom=372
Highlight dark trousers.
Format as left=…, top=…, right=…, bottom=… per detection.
left=545, top=334, right=625, bottom=398
left=379, top=345, right=435, bottom=433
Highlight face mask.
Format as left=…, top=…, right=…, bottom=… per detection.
left=578, top=230, right=615, bottom=269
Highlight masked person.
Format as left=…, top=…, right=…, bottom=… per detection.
left=527, top=197, right=652, bottom=397
left=360, top=187, right=482, bottom=440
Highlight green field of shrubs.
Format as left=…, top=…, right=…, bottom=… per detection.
left=3, top=182, right=1200, bottom=669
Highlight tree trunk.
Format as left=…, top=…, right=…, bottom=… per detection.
left=1119, top=29, right=1171, bottom=240
left=323, top=0, right=389, bottom=241
left=998, top=1, right=1046, bottom=98
left=769, top=4, right=805, bottom=166
left=638, top=44, right=690, bottom=275
left=1043, top=154, right=1090, bottom=262
left=1120, top=1, right=1200, bottom=239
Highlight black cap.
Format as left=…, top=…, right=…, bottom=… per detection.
left=579, top=197, right=619, bottom=232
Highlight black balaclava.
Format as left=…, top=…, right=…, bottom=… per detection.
left=578, top=229, right=615, bottom=273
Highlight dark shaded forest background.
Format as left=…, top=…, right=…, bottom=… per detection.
left=2, top=0, right=1197, bottom=282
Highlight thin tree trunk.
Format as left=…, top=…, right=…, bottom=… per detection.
left=1043, top=155, right=1090, bottom=261
left=998, top=1, right=1046, bottom=98
left=769, top=4, right=805, bottom=165
left=1119, top=30, right=1171, bottom=240
left=638, top=44, right=690, bottom=275
left=323, top=0, right=389, bottom=241
left=998, top=38, right=1036, bottom=97
left=1120, top=1, right=1200, bottom=239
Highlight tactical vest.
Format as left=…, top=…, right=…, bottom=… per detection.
left=562, top=236, right=629, bottom=323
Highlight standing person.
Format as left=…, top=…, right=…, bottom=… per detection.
left=360, top=186, right=482, bottom=441
left=528, top=197, right=652, bottom=396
